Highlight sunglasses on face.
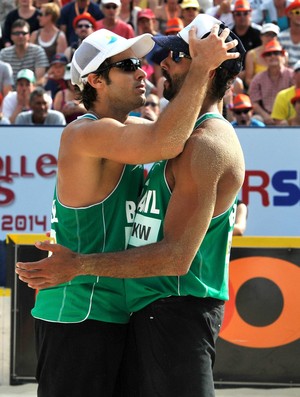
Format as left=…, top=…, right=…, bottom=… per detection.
left=264, top=51, right=282, bottom=57
left=290, top=8, right=300, bottom=15
left=170, top=51, right=192, bottom=63
left=104, top=4, right=118, bottom=9
left=234, top=11, right=251, bottom=16
left=233, top=109, right=251, bottom=115
left=77, top=23, right=93, bottom=29
left=145, top=101, right=159, bottom=107
left=89, top=58, right=141, bottom=75
left=11, top=31, right=29, bottom=36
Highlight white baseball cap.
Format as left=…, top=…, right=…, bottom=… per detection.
left=260, top=23, right=280, bottom=36
left=71, top=29, right=154, bottom=90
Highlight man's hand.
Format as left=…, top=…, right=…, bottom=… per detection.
left=189, top=24, right=239, bottom=71
left=15, top=241, right=82, bottom=289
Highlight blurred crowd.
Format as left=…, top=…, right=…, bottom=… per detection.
left=1, top=0, right=300, bottom=126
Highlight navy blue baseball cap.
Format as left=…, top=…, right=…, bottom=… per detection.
left=152, top=14, right=246, bottom=75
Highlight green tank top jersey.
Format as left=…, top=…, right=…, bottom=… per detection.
left=125, top=113, right=237, bottom=312
left=32, top=113, right=144, bottom=324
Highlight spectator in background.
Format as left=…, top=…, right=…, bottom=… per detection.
left=58, top=0, right=104, bottom=45
left=249, top=39, right=293, bottom=124
left=180, top=0, right=201, bottom=27
left=244, top=22, right=280, bottom=88
left=2, top=69, right=36, bottom=124
left=206, top=0, right=234, bottom=28
left=230, top=93, right=266, bottom=126
left=44, top=53, right=69, bottom=99
left=0, top=20, right=49, bottom=85
left=15, top=86, right=66, bottom=125
left=271, top=60, right=300, bottom=123
left=233, top=199, right=248, bottom=235
left=64, top=12, right=96, bottom=61
left=278, top=0, right=300, bottom=67
left=30, top=2, right=68, bottom=63
left=96, top=0, right=135, bottom=38
left=140, top=93, right=160, bottom=121
left=0, top=1, right=17, bottom=30
left=0, top=61, right=14, bottom=99
left=119, top=0, right=142, bottom=34
left=262, top=0, right=292, bottom=31
left=34, top=0, right=62, bottom=7
left=288, top=87, right=300, bottom=124
left=2, top=0, right=41, bottom=47
left=53, top=63, right=86, bottom=123
left=154, top=0, right=183, bottom=34
left=137, top=8, right=163, bottom=85
left=231, top=0, right=262, bottom=52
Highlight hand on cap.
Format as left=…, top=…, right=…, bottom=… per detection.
left=188, top=24, right=240, bottom=71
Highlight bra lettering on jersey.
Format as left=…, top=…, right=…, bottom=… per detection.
left=137, top=190, right=160, bottom=214
left=125, top=200, right=136, bottom=223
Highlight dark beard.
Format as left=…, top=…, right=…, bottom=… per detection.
left=162, top=70, right=177, bottom=101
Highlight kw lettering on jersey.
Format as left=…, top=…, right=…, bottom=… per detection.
left=137, top=189, right=160, bottom=214
left=51, top=200, right=58, bottom=223
left=129, top=213, right=161, bottom=247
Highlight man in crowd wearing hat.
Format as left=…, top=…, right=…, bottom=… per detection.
left=278, top=0, right=300, bottom=67
left=2, top=68, right=37, bottom=124
left=232, top=0, right=262, bottom=52
left=96, top=0, right=135, bottom=38
left=244, top=22, right=281, bottom=88
left=16, top=16, right=244, bottom=397
left=15, top=87, right=66, bottom=125
left=180, top=0, right=201, bottom=27
left=249, top=38, right=293, bottom=124
left=231, top=93, right=265, bottom=126
left=271, top=59, right=300, bottom=124
left=0, top=19, right=49, bottom=85
left=64, top=12, right=96, bottom=61
left=44, top=53, right=69, bottom=99
left=58, top=0, right=103, bottom=45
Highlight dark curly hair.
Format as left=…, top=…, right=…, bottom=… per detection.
left=210, top=66, right=237, bottom=101
left=76, top=59, right=112, bottom=110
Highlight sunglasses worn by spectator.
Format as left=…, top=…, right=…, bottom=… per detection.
left=104, top=4, right=118, bottom=9
left=234, top=11, right=250, bottom=16
left=264, top=51, right=282, bottom=57
left=77, top=24, right=93, bottom=29
left=145, top=101, right=159, bottom=107
left=170, top=51, right=192, bottom=63
left=84, top=58, right=141, bottom=76
left=11, top=31, right=29, bottom=36
left=233, top=109, right=251, bottom=115
left=290, top=8, right=300, bottom=15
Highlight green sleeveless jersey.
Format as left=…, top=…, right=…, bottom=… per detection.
left=32, top=113, right=144, bottom=324
left=125, top=113, right=237, bottom=312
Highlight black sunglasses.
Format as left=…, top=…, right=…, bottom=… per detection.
left=11, top=31, right=29, bottom=36
left=145, top=101, right=159, bottom=107
left=85, top=58, right=142, bottom=76
left=104, top=4, right=118, bottom=9
left=234, top=11, right=251, bottom=16
left=77, top=23, right=93, bottom=29
left=233, top=109, right=251, bottom=115
left=264, top=51, right=282, bottom=57
left=170, top=51, right=191, bottom=63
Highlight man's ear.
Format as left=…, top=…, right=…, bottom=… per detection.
left=209, top=69, right=216, bottom=79
left=87, top=73, right=104, bottom=88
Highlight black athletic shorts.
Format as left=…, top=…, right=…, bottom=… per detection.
left=35, top=319, right=128, bottom=397
left=117, top=296, right=224, bottom=397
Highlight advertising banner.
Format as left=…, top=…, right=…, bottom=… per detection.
left=0, top=126, right=300, bottom=238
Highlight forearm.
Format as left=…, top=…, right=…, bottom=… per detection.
left=79, top=241, right=188, bottom=278
left=151, top=65, right=210, bottom=159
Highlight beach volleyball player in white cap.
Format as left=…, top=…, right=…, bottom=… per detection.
left=16, top=21, right=240, bottom=397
